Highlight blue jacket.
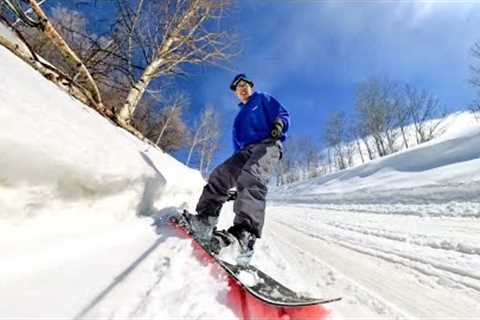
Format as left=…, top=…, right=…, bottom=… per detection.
left=233, top=92, right=290, bottom=152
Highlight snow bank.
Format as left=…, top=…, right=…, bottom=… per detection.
left=0, top=23, right=247, bottom=320
left=273, top=111, right=480, bottom=217
left=0, top=26, right=204, bottom=225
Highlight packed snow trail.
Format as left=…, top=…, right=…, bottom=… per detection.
left=0, top=208, right=338, bottom=320
left=261, top=205, right=480, bottom=319
left=260, top=108, right=480, bottom=318
left=170, top=218, right=334, bottom=320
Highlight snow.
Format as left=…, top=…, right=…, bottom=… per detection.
left=272, top=112, right=480, bottom=219
left=0, top=23, right=231, bottom=320
left=267, top=106, right=480, bottom=317
left=1, top=22, right=480, bottom=320
left=237, top=270, right=257, bottom=287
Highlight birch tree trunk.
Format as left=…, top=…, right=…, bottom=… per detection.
left=186, top=129, right=200, bottom=166
left=361, top=137, right=372, bottom=160
left=199, top=143, right=206, bottom=176
left=356, top=139, right=365, bottom=164
left=155, top=114, right=171, bottom=146
left=114, top=0, right=233, bottom=125
left=117, top=58, right=164, bottom=123
left=400, top=126, right=409, bottom=149
left=26, top=0, right=104, bottom=111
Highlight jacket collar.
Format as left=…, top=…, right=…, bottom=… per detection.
left=238, top=91, right=258, bottom=107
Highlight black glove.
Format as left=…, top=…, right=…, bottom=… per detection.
left=270, top=118, right=284, bottom=140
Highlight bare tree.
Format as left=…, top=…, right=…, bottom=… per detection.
left=305, top=144, right=323, bottom=178
left=471, top=41, right=480, bottom=89
left=12, top=3, right=124, bottom=114
left=471, top=96, right=480, bottom=121
left=356, top=78, right=402, bottom=157
left=186, top=108, right=208, bottom=167
left=21, top=8, right=88, bottom=68
left=198, top=114, right=220, bottom=178
left=404, top=85, right=445, bottom=144
left=356, top=80, right=387, bottom=157
left=158, top=97, right=184, bottom=143
left=275, top=135, right=322, bottom=183
left=23, top=0, right=104, bottom=111
left=350, top=123, right=366, bottom=164
left=148, top=101, right=188, bottom=152
left=394, top=93, right=411, bottom=149
left=127, top=92, right=188, bottom=153
left=276, top=138, right=298, bottom=184
left=354, top=122, right=376, bottom=161
left=198, top=134, right=220, bottom=178
left=325, top=111, right=349, bottom=170
left=114, top=0, right=234, bottom=125
left=186, top=105, right=221, bottom=177
left=470, top=41, right=480, bottom=120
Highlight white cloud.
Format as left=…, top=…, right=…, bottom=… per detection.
left=236, top=1, right=480, bottom=103
left=408, top=1, right=477, bottom=27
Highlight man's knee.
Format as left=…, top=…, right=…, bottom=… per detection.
left=236, top=168, right=267, bottom=196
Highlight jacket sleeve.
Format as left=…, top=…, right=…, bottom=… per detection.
left=266, top=95, right=290, bottom=134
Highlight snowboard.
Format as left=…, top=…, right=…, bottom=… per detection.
left=169, top=214, right=341, bottom=307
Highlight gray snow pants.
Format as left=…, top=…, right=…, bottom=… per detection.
left=195, top=139, right=282, bottom=238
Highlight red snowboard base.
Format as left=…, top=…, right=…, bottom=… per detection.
left=170, top=221, right=333, bottom=320
left=227, top=276, right=331, bottom=319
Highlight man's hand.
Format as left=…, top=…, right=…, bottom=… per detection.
left=271, top=118, right=284, bottom=140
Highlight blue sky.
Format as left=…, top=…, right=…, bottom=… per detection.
left=175, top=0, right=480, bottom=165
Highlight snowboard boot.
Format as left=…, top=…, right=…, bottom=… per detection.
left=210, top=229, right=236, bottom=255
left=233, top=229, right=256, bottom=267
left=217, top=226, right=256, bottom=267
left=178, top=210, right=218, bottom=245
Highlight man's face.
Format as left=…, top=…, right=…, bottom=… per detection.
left=235, top=80, right=253, bottom=103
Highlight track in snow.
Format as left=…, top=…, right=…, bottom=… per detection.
left=265, top=205, right=480, bottom=319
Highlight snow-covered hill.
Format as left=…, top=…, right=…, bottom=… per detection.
left=0, top=22, right=231, bottom=319
left=268, top=108, right=480, bottom=317
left=2, top=21, right=480, bottom=320
left=273, top=111, right=480, bottom=217
left=0, top=22, right=327, bottom=320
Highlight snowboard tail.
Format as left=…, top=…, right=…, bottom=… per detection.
left=169, top=214, right=341, bottom=314
left=218, top=260, right=341, bottom=306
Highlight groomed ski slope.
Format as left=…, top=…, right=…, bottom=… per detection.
left=2, top=22, right=480, bottom=319
left=267, top=111, right=480, bottom=318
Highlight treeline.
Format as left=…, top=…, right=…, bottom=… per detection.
left=273, top=32, right=480, bottom=186
left=0, top=0, right=233, bottom=177
left=274, top=73, right=480, bottom=186
left=325, top=78, right=446, bottom=171
left=471, top=41, right=480, bottom=120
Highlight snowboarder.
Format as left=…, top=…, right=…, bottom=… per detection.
left=181, top=73, right=290, bottom=265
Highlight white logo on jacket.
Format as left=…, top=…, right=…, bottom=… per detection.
left=251, top=105, right=259, bottom=111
